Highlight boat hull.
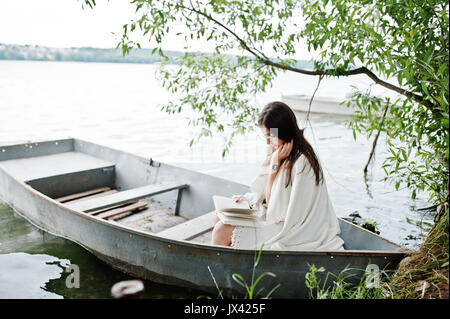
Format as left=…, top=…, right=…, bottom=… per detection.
left=0, top=138, right=408, bottom=298
left=282, top=94, right=356, bottom=115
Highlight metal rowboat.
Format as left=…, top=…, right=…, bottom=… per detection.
left=0, top=138, right=409, bottom=298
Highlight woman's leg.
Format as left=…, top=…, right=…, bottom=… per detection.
left=212, top=221, right=235, bottom=246
left=212, top=212, right=220, bottom=225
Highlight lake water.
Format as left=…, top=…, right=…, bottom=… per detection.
left=0, top=60, right=434, bottom=298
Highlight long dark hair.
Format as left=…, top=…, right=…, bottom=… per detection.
left=257, top=101, right=323, bottom=187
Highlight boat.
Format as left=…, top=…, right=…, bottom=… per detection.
left=282, top=93, right=356, bottom=115
left=0, top=138, right=410, bottom=298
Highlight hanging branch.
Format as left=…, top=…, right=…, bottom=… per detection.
left=303, top=74, right=323, bottom=127
left=363, top=101, right=390, bottom=173
left=176, top=3, right=437, bottom=114
left=434, top=179, right=449, bottom=224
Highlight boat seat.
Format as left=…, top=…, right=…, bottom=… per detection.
left=0, top=151, right=116, bottom=199
left=0, top=151, right=115, bottom=181
left=65, top=182, right=189, bottom=214
left=157, top=211, right=215, bottom=241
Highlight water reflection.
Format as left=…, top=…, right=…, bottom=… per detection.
left=0, top=252, right=66, bottom=299
left=0, top=203, right=203, bottom=299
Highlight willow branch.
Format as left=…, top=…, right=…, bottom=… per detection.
left=177, top=4, right=264, bottom=61
left=363, top=102, right=390, bottom=173
left=176, top=4, right=437, bottom=113
left=261, top=60, right=436, bottom=113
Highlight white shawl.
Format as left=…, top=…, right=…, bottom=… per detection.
left=242, top=152, right=344, bottom=251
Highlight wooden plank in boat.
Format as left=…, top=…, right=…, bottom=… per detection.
left=96, top=201, right=148, bottom=220
left=66, top=182, right=189, bottom=213
left=55, top=187, right=112, bottom=203
left=62, top=189, right=119, bottom=204
left=190, top=230, right=212, bottom=244
left=115, top=201, right=189, bottom=233
left=157, top=211, right=214, bottom=241
left=89, top=200, right=138, bottom=215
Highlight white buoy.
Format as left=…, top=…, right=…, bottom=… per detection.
left=111, top=280, right=144, bottom=299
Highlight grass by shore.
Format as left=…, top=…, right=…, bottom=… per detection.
left=306, top=208, right=449, bottom=299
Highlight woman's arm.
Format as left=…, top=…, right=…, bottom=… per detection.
left=265, top=140, right=293, bottom=205
left=264, top=169, right=279, bottom=205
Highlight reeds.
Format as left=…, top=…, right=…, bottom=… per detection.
left=305, top=263, right=396, bottom=299
left=202, top=244, right=280, bottom=299
left=305, top=208, right=449, bottom=299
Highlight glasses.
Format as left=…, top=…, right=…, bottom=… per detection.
left=256, top=129, right=279, bottom=142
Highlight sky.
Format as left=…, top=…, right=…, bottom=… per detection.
left=0, top=0, right=137, bottom=48
left=0, top=0, right=313, bottom=58
left=0, top=0, right=193, bottom=50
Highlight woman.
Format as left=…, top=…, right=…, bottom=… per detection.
left=211, top=101, right=345, bottom=251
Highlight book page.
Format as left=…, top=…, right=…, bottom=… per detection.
left=221, top=211, right=258, bottom=219
left=212, top=195, right=257, bottom=214
left=216, top=212, right=267, bottom=227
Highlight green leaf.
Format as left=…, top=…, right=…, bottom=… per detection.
left=231, top=273, right=247, bottom=288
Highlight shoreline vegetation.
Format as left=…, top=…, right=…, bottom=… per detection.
left=0, top=43, right=181, bottom=64
left=0, top=43, right=315, bottom=69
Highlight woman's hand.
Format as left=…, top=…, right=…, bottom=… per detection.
left=270, top=139, right=293, bottom=166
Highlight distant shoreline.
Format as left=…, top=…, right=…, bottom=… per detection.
left=0, top=43, right=314, bottom=68
left=0, top=43, right=180, bottom=64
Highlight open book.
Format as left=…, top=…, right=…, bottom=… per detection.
left=213, top=195, right=267, bottom=227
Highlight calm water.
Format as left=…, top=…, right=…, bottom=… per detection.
left=0, top=203, right=202, bottom=299
left=0, top=60, right=433, bottom=298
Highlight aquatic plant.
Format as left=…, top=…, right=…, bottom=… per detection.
left=305, top=263, right=396, bottom=299
left=360, top=219, right=380, bottom=235
left=202, top=245, right=280, bottom=299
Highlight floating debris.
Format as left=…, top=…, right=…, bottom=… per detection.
left=111, top=280, right=144, bottom=299
left=342, top=211, right=380, bottom=235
